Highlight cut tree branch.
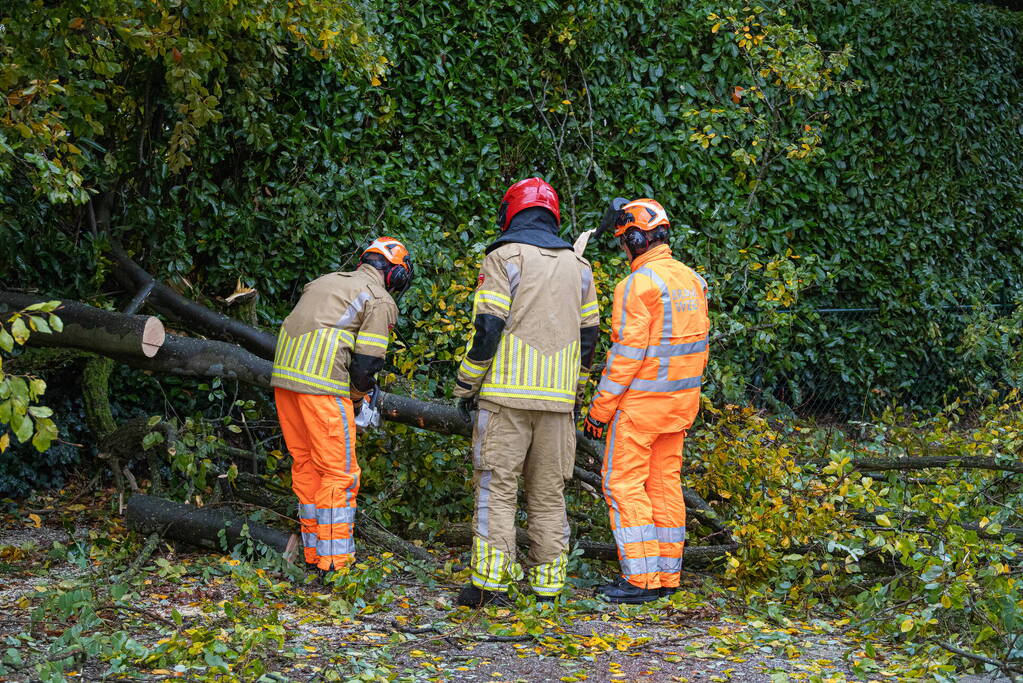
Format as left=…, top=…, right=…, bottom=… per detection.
left=0, top=291, right=164, bottom=358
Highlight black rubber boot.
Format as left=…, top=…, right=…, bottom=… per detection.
left=597, top=577, right=661, bottom=604
left=534, top=594, right=557, bottom=603
left=456, top=584, right=511, bottom=608
left=659, top=586, right=679, bottom=598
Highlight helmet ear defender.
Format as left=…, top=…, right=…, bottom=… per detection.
left=385, top=257, right=413, bottom=297
left=623, top=227, right=650, bottom=256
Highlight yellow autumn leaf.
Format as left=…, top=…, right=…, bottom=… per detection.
left=900, top=617, right=913, bottom=632
left=28, top=513, right=42, bottom=528
left=371, top=76, right=382, bottom=86
left=0, top=433, right=8, bottom=453
left=875, top=514, right=892, bottom=528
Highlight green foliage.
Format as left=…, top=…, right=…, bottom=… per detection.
left=0, top=302, right=61, bottom=455
left=687, top=397, right=1023, bottom=674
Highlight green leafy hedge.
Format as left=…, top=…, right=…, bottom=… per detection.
left=2, top=0, right=1022, bottom=495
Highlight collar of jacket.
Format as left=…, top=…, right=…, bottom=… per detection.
left=629, top=243, right=673, bottom=272
left=486, top=207, right=572, bottom=254
left=355, top=262, right=387, bottom=286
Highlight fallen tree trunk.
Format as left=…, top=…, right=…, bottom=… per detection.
left=110, top=244, right=277, bottom=359
left=229, top=472, right=438, bottom=565
left=125, top=494, right=298, bottom=557
left=801, top=455, right=1023, bottom=475
left=0, top=291, right=165, bottom=358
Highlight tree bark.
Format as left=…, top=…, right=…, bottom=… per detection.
left=125, top=494, right=298, bottom=557
left=0, top=291, right=165, bottom=358
left=801, top=455, right=1023, bottom=475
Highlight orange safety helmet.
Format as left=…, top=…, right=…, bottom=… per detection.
left=361, top=236, right=414, bottom=297
left=614, top=199, right=671, bottom=259
left=613, top=198, right=670, bottom=237
left=496, top=177, right=561, bottom=231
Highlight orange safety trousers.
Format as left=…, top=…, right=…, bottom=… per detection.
left=274, top=387, right=359, bottom=571
left=601, top=410, right=686, bottom=590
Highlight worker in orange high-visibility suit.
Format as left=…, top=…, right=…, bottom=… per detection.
left=584, top=199, right=709, bottom=604
left=272, top=237, right=413, bottom=581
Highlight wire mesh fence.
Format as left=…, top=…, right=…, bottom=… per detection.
left=742, top=303, right=1021, bottom=421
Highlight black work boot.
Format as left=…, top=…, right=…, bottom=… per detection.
left=534, top=593, right=557, bottom=604
left=659, top=586, right=679, bottom=598
left=456, top=584, right=511, bottom=608
left=597, top=577, right=661, bottom=604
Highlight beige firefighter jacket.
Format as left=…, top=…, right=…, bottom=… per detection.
left=271, top=264, right=397, bottom=399
left=454, top=243, right=599, bottom=412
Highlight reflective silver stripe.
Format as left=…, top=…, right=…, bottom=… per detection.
left=301, top=532, right=318, bottom=548
left=476, top=470, right=492, bottom=537
left=629, top=376, right=702, bottom=392
left=317, top=538, right=355, bottom=556
left=597, top=375, right=628, bottom=396
left=693, top=271, right=708, bottom=296
left=603, top=412, right=623, bottom=532
left=646, top=339, right=708, bottom=357
left=620, top=556, right=659, bottom=577
left=505, top=262, right=520, bottom=298
left=636, top=266, right=672, bottom=344
left=656, top=526, right=686, bottom=544
left=315, top=507, right=356, bottom=525
left=472, top=409, right=491, bottom=468
left=613, top=524, right=657, bottom=545
left=580, top=266, right=593, bottom=303
left=658, top=555, right=683, bottom=574
left=335, top=291, right=371, bottom=328
left=335, top=397, right=355, bottom=507
left=617, top=273, right=637, bottom=339
left=609, top=342, right=646, bottom=360
left=298, top=503, right=317, bottom=520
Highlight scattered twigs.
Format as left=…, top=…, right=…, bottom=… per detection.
left=935, top=639, right=1023, bottom=676
left=97, top=603, right=176, bottom=628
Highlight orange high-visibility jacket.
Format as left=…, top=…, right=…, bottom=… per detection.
left=589, top=245, right=709, bottom=433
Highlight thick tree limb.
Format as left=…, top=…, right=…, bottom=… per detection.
left=802, top=455, right=1023, bottom=475
left=126, top=494, right=298, bottom=557
left=109, top=243, right=277, bottom=358
left=0, top=291, right=164, bottom=357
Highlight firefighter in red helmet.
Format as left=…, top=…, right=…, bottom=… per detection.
left=453, top=177, right=600, bottom=605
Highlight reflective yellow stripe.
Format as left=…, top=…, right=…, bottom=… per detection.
left=273, top=327, right=353, bottom=393
left=356, top=336, right=388, bottom=349
left=359, top=331, right=389, bottom=342
left=476, top=290, right=512, bottom=311
left=581, top=301, right=599, bottom=315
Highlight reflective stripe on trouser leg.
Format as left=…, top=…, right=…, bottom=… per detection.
left=601, top=411, right=660, bottom=589
left=470, top=405, right=531, bottom=593
left=275, top=387, right=321, bottom=566
left=521, top=410, right=574, bottom=596
left=470, top=536, right=511, bottom=592
left=646, top=429, right=687, bottom=588
left=300, top=393, right=359, bottom=571
left=528, top=552, right=568, bottom=596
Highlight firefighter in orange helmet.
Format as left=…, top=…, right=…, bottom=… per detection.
left=583, top=199, right=709, bottom=603
left=272, top=237, right=413, bottom=580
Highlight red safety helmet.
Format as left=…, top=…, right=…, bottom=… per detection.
left=361, top=236, right=414, bottom=297
left=496, top=177, right=561, bottom=231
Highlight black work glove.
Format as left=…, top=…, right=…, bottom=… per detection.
left=583, top=414, right=607, bottom=440
left=457, top=396, right=477, bottom=424
left=353, top=397, right=364, bottom=417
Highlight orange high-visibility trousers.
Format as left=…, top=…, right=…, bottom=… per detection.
left=601, top=410, right=686, bottom=590
left=274, top=387, right=359, bottom=571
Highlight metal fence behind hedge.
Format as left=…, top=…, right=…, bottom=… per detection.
left=742, top=302, right=1020, bottom=421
